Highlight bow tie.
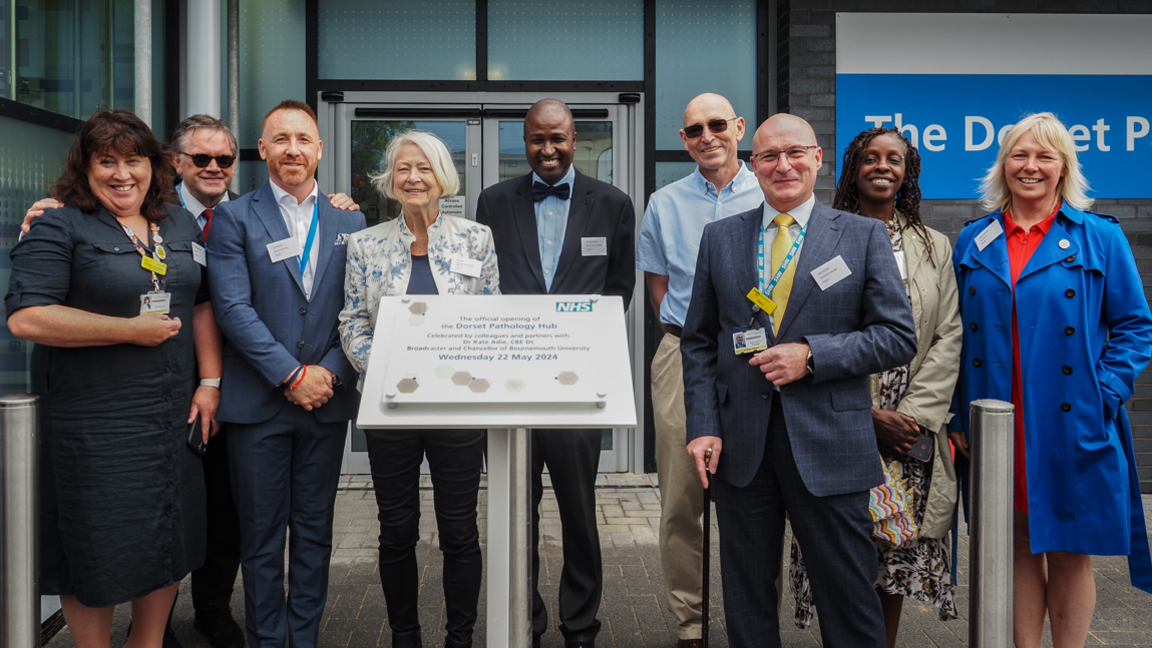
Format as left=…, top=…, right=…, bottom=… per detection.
left=532, top=181, right=571, bottom=203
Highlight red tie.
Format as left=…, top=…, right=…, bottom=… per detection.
left=202, top=208, right=214, bottom=241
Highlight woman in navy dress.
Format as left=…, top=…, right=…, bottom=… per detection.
left=6, top=109, right=222, bottom=648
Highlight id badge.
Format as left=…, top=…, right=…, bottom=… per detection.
left=732, top=327, right=768, bottom=355
left=140, top=291, right=171, bottom=314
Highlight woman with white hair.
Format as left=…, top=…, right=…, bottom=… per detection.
left=952, top=112, right=1152, bottom=647
left=339, top=130, right=498, bottom=648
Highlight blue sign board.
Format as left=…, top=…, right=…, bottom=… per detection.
left=835, top=74, right=1152, bottom=199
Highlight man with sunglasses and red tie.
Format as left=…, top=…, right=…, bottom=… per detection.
left=635, top=93, right=763, bottom=648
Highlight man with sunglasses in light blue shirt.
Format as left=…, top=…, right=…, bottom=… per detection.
left=635, top=93, right=762, bottom=648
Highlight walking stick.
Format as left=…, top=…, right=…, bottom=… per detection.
left=702, top=446, right=713, bottom=647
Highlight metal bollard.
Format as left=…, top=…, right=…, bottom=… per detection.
left=968, top=399, right=1014, bottom=648
left=508, top=428, right=533, bottom=648
left=1, top=394, right=40, bottom=648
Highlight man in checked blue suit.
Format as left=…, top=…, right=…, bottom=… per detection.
left=208, top=100, right=365, bottom=648
left=681, top=114, right=916, bottom=647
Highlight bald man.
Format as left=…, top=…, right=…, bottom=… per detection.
left=635, top=94, right=761, bottom=647
left=477, top=98, right=635, bottom=648
left=680, top=114, right=916, bottom=647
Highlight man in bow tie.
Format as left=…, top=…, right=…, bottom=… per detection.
left=477, top=98, right=636, bottom=648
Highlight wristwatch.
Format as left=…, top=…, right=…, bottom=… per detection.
left=199, top=378, right=222, bottom=389
left=805, top=349, right=815, bottom=375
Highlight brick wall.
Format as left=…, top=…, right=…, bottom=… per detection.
left=780, top=0, right=1152, bottom=491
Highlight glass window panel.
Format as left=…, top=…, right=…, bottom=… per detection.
left=488, top=0, right=642, bottom=81
left=497, top=120, right=613, bottom=184
left=655, top=161, right=697, bottom=190
left=0, top=116, right=75, bottom=392
left=1, top=4, right=9, bottom=99
left=318, top=0, right=476, bottom=80
left=240, top=0, right=307, bottom=147
left=14, top=0, right=107, bottom=118
left=350, top=120, right=468, bottom=228
left=111, top=0, right=134, bottom=112
left=656, top=0, right=756, bottom=150
left=236, top=160, right=267, bottom=196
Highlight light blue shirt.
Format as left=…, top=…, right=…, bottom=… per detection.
left=635, top=162, right=762, bottom=327
left=533, top=165, right=576, bottom=291
left=760, top=193, right=815, bottom=332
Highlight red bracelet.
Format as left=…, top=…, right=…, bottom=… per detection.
left=290, top=365, right=308, bottom=390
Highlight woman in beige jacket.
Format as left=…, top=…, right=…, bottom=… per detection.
left=789, top=127, right=963, bottom=647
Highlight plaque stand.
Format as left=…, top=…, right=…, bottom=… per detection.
left=354, top=295, right=636, bottom=648
left=485, top=428, right=533, bottom=648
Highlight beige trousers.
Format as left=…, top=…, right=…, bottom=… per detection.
left=653, top=333, right=784, bottom=640
left=652, top=333, right=705, bottom=639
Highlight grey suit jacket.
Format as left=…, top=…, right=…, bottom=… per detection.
left=681, top=200, right=917, bottom=496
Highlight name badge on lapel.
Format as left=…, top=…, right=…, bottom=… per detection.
left=811, top=255, right=852, bottom=291
left=451, top=257, right=483, bottom=278
left=974, top=219, right=1004, bottom=251
left=581, top=237, right=608, bottom=256
left=267, top=237, right=301, bottom=264
left=192, top=242, right=206, bottom=266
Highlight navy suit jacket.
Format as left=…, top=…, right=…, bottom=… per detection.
left=207, top=182, right=365, bottom=425
left=681, top=200, right=917, bottom=496
left=476, top=170, right=635, bottom=305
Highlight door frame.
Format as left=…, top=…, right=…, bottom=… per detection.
left=316, top=91, right=647, bottom=475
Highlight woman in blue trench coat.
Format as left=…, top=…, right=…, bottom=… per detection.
left=951, top=112, right=1152, bottom=648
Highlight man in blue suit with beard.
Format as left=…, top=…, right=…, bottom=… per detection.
left=681, top=114, right=916, bottom=648
left=207, top=100, right=365, bottom=648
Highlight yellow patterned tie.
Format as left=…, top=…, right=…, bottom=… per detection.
left=770, top=213, right=796, bottom=335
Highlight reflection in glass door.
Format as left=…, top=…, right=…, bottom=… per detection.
left=325, top=95, right=642, bottom=475
left=487, top=116, right=621, bottom=470
left=495, top=120, right=613, bottom=184
left=349, top=120, right=473, bottom=227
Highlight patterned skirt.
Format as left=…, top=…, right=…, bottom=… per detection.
left=788, top=454, right=958, bottom=628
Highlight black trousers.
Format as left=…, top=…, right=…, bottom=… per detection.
left=191, top=425, right=241, bottom=612
left=531, top=429, right=603, bottom=642
left=365, top=429, right=484, bottom=647
left=712, top=398, right=885, bottom=648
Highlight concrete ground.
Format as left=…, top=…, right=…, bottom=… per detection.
left=47, top=475, right=1152, bottom=647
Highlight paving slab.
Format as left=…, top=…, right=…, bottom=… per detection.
left=44, top=476, right=1152, bottom=647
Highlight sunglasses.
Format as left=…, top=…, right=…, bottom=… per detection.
left=179, top=151, right=236, bottom=169
left=683, top=117, right=739, bottom=139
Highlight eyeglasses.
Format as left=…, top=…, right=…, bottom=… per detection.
left=179, top=151, right=236, bottom=169
left=682, top=117, right=739, bottom=139
left=752, top=145, right=818, bottom=164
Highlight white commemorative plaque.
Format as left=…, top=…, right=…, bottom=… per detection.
left=356, top=294, right=637, bottom=429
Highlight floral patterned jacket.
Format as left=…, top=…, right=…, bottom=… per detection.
left=338, top=214, right=500, bottom=378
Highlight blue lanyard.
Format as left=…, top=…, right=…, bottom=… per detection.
left=757, top=220, right=806, bottom=296
left=176, top=182, right=187, bottom=209
left=299, top=202, right=320, bottom=276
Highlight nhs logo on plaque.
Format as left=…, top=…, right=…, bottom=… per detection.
left=556, top=301, right=594, bottom=313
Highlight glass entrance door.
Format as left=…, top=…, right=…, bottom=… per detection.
left=322, top=93, right=644, bottom=475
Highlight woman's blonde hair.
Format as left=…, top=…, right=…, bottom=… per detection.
left=371, top=130, right=460, bottom=200
left=978, top=112, right=1093, bottom=213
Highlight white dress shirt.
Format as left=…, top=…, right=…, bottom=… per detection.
left=269, top=179, right=321, bottom=299
left=177, top=182, right=230, bottom=231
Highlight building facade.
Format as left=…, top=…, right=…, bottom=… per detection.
left=3, top=0, right=1151, bottom=489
